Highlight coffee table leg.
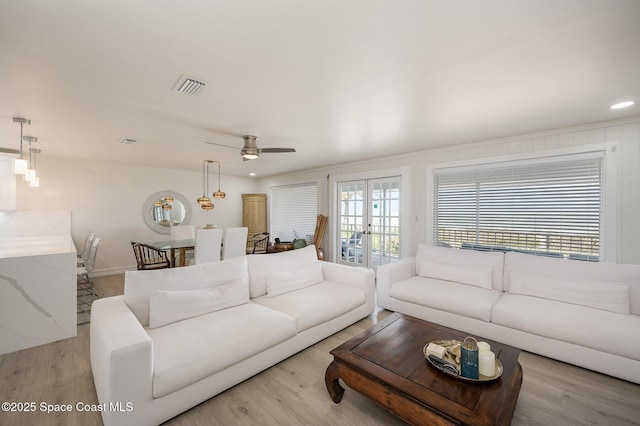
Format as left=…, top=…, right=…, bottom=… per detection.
left=325, top=360, right=345, bottom=403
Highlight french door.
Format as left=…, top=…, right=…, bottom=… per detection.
left=337, top=177, right=400, bottom=268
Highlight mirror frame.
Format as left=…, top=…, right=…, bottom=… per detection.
left=142, top=190, right=193, bottom=235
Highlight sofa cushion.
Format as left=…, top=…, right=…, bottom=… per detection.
left=266, top=261, right=324, bottom=297
left=124, top=256, right=249, bottom=327
left=492, top=294, right=640, bottom=361
left=389, top=276, right=501, bottom=322
left=247, top=245, right=318, bottom=298
left=415, top=244, right=505, bottom=291
left=509, top=271, right=630, bottom=315
left=418, top=258, right=493, bottom=290
left=149, top=279, right=249, bottom=328
left=503, top=251, right=640, bottom=315
left=147, top=302, right=297, bottom=398
left=254, top=281, right=365, bottom=332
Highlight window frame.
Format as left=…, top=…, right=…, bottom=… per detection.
left=426, top=143, right=618, bottom=262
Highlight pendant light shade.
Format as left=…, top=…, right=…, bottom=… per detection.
left=12, top=117, right=30, bottom=175
left=23, top=136, right=38, bottom=182
left=14, top=158, right=28, bottom=175
left=213, top=161, right=226, bottom=199
left=198, top=160, right=214, bottom=210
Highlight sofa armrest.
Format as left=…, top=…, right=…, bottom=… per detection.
left=321, top=261, right=376, bottom=307
left=376, top=257, right=416, bottom=308
left=90, top=295, right=154, bottom=426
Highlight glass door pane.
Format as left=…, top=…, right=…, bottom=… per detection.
left=338, top=181, right=365, bottom=266
left=369, top=177, right=401, bottom=267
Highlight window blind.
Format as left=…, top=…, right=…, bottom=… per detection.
left=271, top=183, right=318, bottom=242
left=433, top=151, right=604, bottom=261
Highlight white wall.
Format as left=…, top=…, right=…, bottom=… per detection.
left=257, top=117, right=640, bottom=265
left=16, top=158, right=259, bottom=275
left=14, top=117, right=640, bottom=274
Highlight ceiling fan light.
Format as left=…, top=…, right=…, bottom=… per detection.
left=242, top=149, right=260, bottom=160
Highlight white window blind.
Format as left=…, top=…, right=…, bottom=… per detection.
left=271, top=183, right=318, bottom=242
left=433, top=151, right=604, bottom=261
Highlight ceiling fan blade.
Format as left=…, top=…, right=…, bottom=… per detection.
left=205, top=141, right=240, bottom=150
left=259, top=148, right=296, bottom=153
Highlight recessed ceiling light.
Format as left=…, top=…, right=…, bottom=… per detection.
left=610, top=101, right=635, bottom=109
left=249, top=172, right=256, bottom=176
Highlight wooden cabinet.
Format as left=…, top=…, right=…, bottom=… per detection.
left=242, top=193, right=267, bottom=236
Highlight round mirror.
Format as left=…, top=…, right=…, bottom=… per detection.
left=142, top=190, right=193, bottom=234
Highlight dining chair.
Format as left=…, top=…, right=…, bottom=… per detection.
left=77, top=231, right=96, bottom=266
left=77, top=236, right=101, bottom=322
left=131, top=242, right=172, bottom=270
left=222, top=227, right=248, bottom=260
left=170, top=225, right=195, bottom=265
left=170, top=225, right=195, bottom=240
left=247, top=232, right=270, bottom=254
left=187, top=228, right=224, bottom=265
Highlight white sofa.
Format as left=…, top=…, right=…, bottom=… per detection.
left=90, top=245, right=375, bottom=426
left=377, top=244, right=640, bottom=384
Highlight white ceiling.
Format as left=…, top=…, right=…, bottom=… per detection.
left=1, top=0, right=639, bottom=177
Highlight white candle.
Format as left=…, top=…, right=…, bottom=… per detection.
left=477, top=341, right=490, bottom=352
left=479, top=351, right=496, bottom=377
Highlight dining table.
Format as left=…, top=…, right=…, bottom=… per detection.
left=148, top=238, right=195, bottom=267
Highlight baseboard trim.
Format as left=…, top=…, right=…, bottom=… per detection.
left=90, top=265, right=136, bottom=277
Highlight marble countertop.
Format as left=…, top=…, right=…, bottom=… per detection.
left=0, top=235, right=76, bottom=258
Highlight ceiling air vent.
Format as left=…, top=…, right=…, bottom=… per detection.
left=173, top=75, right=206, bottom=96
left=121, top=138, right=137, bottom=145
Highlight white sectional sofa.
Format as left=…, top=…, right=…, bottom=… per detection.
left=377, top=244, right=640, bottom=384
left=90, top=245, right=375, bottom=426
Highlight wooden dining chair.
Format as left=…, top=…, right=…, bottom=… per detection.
left=131, top=242, right=171, bottom=270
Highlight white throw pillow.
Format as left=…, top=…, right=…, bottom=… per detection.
left=509, top=271, right=630, bottom=315
left=417, top=258, right=494, bottom=290
left=149, top=280, right=248, bottom=328
left=266, top=261, right=324, bottom=297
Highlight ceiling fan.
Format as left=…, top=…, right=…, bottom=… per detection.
left=206, top=135, right=296, bottom=161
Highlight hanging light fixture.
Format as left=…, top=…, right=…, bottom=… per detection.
left=212, top=161, right=226, bottom=199
left=197, top=160, right=214, bottom=210
left=23, top=136, right=38, bottom=183
left=29, top=148, right=41, bottom=187
left=12, top=117, right=31, bottom=175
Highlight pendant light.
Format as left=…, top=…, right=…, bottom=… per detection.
left=12, top=117, right=30, bottom=175
left=29, top=148, right=41, bottom=187
left=197, top=160, right=214, bottom=210
left=23, top=136, right=37, bottom=182
left=212, top=161, right=226, bottom=199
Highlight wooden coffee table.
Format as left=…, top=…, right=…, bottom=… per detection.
left=325, top=313, right=522, bottom=426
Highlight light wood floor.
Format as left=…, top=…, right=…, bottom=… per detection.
left=1, top=274, right=639, bottom=426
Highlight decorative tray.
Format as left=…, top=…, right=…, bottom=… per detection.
left=423, top=340, right=503, bottom=383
